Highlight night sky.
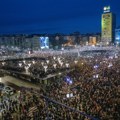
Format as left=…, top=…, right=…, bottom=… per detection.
left=0, top=0, right=120, bottom=34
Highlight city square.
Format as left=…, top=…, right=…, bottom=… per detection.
left=0, top=0, right=120, bottom=120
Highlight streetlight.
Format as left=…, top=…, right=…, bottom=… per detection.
left=41, top=62, right=44, bottom=66
left=53, top=56, right=56, bottom=60
left=23, top=60, right=26, bottom=64
left=46, top=60, right=49, bottom=64
left=32, top=60, right=35, bottom=64
left=28, top=63, right=31, bottom=67
left=65, top=63, right=69, bottom=68
left=43, top=65, right=48, bottom=72
left=2, top=62, right=5, bottom=66
left=74, top=60, right=78, bottom=64
left=19, top=63, right=22, bottom=67
left=60, top=62, right=63, bottom=67
left=53, top=64, right=57, bottom=69
left=25, top=66, right=29, bottom=74
left=57, top=57, right=60, bottom=61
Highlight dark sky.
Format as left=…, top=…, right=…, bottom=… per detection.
left=0, top=0, right=120, bottom=34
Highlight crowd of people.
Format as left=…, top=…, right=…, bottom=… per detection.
left=42, top=55, right=120, bottom=120
left=0, top=47, right=120, bottom=120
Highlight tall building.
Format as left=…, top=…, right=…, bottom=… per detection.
left=115, top=27, right=120, bottom=45
left=101, top=6, right=116, bottom=45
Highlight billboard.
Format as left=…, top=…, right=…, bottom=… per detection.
left=40, top=37, right=49, bottom=49
left=103, top=6, right=110, bottom=13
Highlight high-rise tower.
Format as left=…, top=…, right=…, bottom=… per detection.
left=101, top=6, right=116, bottom=45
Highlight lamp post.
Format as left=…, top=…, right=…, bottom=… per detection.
left=41, top=62, right=44, bottom=66
left=25, top=66, right=29, bottom=74
left=28, top=63, right=31, bottom=67
left=46, top=60, right=49, bottom=64
left=74, top=60, right=78, bottom=64
left=60, top=62, right=63, bottom=67
left=53, top=64, right=57, bottom=69
left=19, top=63, right=22, bottom=67
left=53, top=56, right=56, bottom=60
left=32, top=60, right=35, bottom=64
left=66, top=63, right=69, bottom=68
left=57, top=57, right=60, bottom=61
left=43, top=65, right=48, bottom=73
left=2, top=62, right=5, bottom=66
left=23, top=60, right=26, bottom=64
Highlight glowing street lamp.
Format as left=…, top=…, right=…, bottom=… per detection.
left=25, top=66, right=29, bottom=74
left=81, top=62, right=84, bottom=65
left=28, top=63, right=31, bottom=67
left=23, top=60, right=26, bottom=64
left=66, top=63, right=69, bottom=68
left=74, top=60, right=78, bottom=64
left=60, top=62, right=63, bottom=67
left=53, top=64, right=57, bottom=69
left=41, top=62, right=44, bottom=66
left=43, top=65, right=48, bottom=72
left=53, top=56, right=56, bottom=60
left=57, top=57, right=60, bottom=61
left=19, top=63, right=22, bottom=67
left=58, top=59, right=61, bottom=64
left=2, top=62, right=5, bottom=66
left=46, top=60, right=49, bottom=64
left=32, top=60, right=35, bottom=64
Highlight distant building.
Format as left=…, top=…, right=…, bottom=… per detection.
left=0, top=34, right=40, bottom=50
left=24, top=35, right=40, bottom=50
left=115, top=27, right=120, bottom=45
left=101, top=6, right=116, bottom=45
left=49, top=33, right=64, bottom=49
left=39, top=36, right=49, bottom=49
left=89, top=36, right=97, bottom=46
left=0, top=33, right=101, bottom=49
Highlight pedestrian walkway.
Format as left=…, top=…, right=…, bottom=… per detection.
left=0, top=76, right=40, bottom=90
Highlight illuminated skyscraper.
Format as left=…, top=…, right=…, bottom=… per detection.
left=101, top=6, right=116, bottom=45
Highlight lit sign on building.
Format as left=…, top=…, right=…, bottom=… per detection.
left=40, top=37, right=49, bottom=49
left=103, top=6, right=110, bottom=13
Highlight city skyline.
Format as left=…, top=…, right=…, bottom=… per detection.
left=0, top=0, right=120, bottom=34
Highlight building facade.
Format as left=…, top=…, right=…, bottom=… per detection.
left=101, top=6, right=116, bottom=45
left=115, top=27, right=120, bottom=46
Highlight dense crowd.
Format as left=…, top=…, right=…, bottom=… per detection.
left=0, top=47, right=120, bottom=120
left=43, top=55, right=120, bottom=120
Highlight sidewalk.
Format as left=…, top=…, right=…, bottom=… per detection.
left=0, top=76, right=40, bottom=90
